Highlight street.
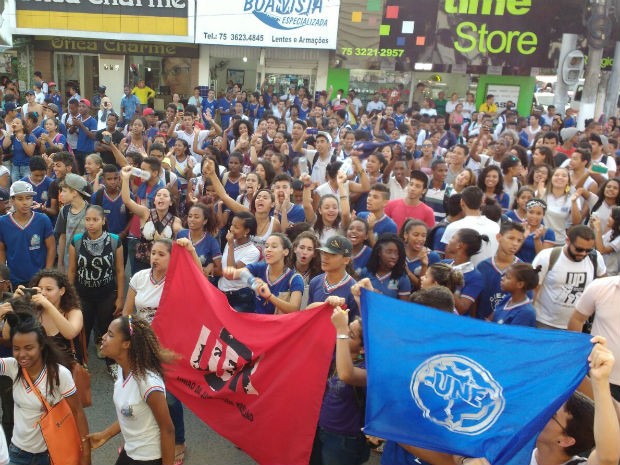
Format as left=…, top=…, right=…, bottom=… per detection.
left=84, top=345, right=381, bottom=465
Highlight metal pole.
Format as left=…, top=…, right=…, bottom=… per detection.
left=554, top=34, right=579, bottom=117
left=603, top=41, right=620, bottom=118
left=577, top=47, right=603, bottom=129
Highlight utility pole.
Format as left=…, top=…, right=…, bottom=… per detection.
left=603, top=42, right=620, bottom=118
left=554, top=34, right=579, bottom=117
left=577, top=0, right=610, bottom=129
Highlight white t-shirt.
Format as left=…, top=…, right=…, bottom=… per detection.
left=602, top=230, right=620, bottom=275
left=387, top=176, right=408, bottom=200
left=218, top=241, right=260, bottom=292
left=575, top=276, right=620, bottom=384
left=0, top=359, right=75, bottom=454
left=115, top=368, right=165, bottom=461
left=440, top=215, right=500, bottom=266
left=173, top=127, right=211, bottom=161
left=129, top=269, right=165, bottom=324
left=533, top=247, right=606, bottom=329
left=304, top=150, right=331, bottom=184
left=314, top=182, right=350, bottom=205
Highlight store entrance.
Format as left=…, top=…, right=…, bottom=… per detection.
left=53, top=53, right=100, bottom=102
left=264, top=71, right=313, bottom=96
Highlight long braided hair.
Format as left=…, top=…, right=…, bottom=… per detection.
left=117, top=315, right=176, bottom=380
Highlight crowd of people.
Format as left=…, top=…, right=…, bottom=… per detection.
left=0, top=72, right=617, bottom=465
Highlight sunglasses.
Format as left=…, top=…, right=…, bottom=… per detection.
left=572, top=246, right=593, bottom=254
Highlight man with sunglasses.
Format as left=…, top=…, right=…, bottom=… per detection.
left=533, top=225, right=606, bottom=330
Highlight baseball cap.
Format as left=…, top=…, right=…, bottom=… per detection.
left=4, top=103, right=17, bottom=112
left=34, top=83, right=42, bottom=89
left=62, top=173, right=90, bottom=197
left=560, top=127, right=579, bottom=142
left=80, top=98, right=91, bottom=108
left=316, top=131, right=333, bottom=145
left=143, top=108, right=155, bottom=116
left=25, top=90, right=35, bottom=96
left=9, top=181, right=35, bottom=198
left=48, top=81, right=56, bottom=87
left=0, top=188, right=9, bottom=202
left=533, top=105, right=544, bottom=112
left=318, top=235, right=353, bottom=257
left=97, top=85, right=107, bottom=93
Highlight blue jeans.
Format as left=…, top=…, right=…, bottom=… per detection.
left=225, top=288, right=256, bottom=313
left=166, top=391, right=185, bottom=445
left=10, top=165, right=29, bottom=183
left=318, top=428, right=370, bottom=465
left=9, top=443, right=50, bottom=465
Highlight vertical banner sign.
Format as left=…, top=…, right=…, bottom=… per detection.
left=196, top=0, right=341, bottom=49
left=15, top=0, right=195, bottom=42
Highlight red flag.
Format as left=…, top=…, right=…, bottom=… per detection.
left=152, top=245, right=335, bottom=465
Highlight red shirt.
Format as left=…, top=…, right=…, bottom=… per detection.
left=384, top=198, right=435, bottom=231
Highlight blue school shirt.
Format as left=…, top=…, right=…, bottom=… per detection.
left=441, top=259, right=484, bottom=314
left=516, top=229, right=556, bottom=264
left=505, top=210, right=526, bottom=224
left=31, top=126, right=45, bottom=140
left=136, top=178, right=165, bottom=209
left=476, top=256, right=520, bottom=320
left=246, top=262, right=304, bottom=314
left=11, top=134, right=36, bottom=166
left=492, top=295, right=537, bottom=327
left=360, top=268, right=412, bottom=299
left=224, top=176, right=240, bottom=200
left=352, top=245, right=372, bottom=275
left=308, top=273, right=359, bottom=319
left=76, top=116, right=97, bottom=152
left=20, top=175, right=53, bottom=206
left=91, top=189, right=130, bottom=235
left=0, top=212, right=53, bottom=285
left=496, top=192, right=510, bottom=209
left=356, top=212, right=397, bottom=240
left=217, top=98, right=233, bottom=128
left=405, top=252, right=441, bottom=276
left=177, top=229, right=222, bottom=267
left=282, top=203, right=305, bottom=225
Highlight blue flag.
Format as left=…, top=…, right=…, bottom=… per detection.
left=361, top=290, right=592, bottom=465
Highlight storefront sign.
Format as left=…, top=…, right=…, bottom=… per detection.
left=33, top=37, right=199, bottom=58
left=335, top=0, right=618, bottom=71
left=15, top=0, right=195, bottom=42
left=196, top=0, right=340, bottom=49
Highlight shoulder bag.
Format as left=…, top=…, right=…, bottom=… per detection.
left=22, top=368, right=82, bottom=465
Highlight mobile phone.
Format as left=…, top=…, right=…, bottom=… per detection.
left=102, top=134, right=112, bottom=144
left=22, top=288, right=38, bottom=298
left=306, top=128, right=318, bottom=135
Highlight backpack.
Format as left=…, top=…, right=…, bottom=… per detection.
left=547, top=246, right=598, bottom=278
left=426, top=219, right=449, bottom=249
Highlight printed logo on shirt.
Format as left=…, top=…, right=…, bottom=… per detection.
left=30, top=234, right=41, bottom=251
left=41, top=191, right=48, bottom=201
left=388, top=279, right=399, bottom=290
left=559, top=272, right=587, bottom=305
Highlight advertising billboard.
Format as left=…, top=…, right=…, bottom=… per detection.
left=196, top=0, right=341, bottom=49
left=335, top=0, right=618, bottom=71
left=15, top=0, right=195, bottom=43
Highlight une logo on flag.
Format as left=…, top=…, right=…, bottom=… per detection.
left=191, top=325, right=260, bottom=396
left=410, top=354, right=505, bottom=435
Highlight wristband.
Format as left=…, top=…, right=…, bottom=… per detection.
left=336, top=334, right=350, bottom=340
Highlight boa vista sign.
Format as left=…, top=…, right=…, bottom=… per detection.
left=15, top=0, right=194, bottom=40
left=196, top=0, right=341, bottom=49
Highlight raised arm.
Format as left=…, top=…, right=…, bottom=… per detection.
left=120, top=166, right=150, bottom=221
left=204, top=159, right=249, bottom=214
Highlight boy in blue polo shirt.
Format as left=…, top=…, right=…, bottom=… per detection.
left=0, top=181, right=55, bottom=287
left=272, top=174, right=306, bottom=228
left=306, top=235, right=359, bottom=318
left=357, top=183, right=397, bottom=245
left=21, top=156, right=53, bottom=209
left=73, top=99, right=97, bottom=174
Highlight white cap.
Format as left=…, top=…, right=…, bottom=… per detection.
left=9, top=181, right=35, bottom=197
